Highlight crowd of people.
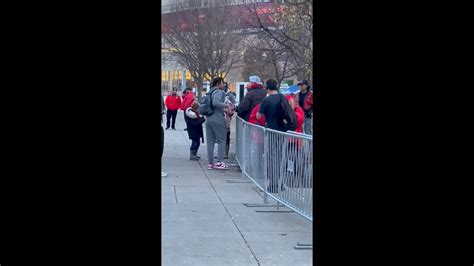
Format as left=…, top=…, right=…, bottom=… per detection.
left=161, top=75, right=313, bottom=180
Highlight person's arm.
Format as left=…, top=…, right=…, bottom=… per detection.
left=228, top=93, right=236, bottom=105
left=211, top=90, right=227, bottom=109
left=238, top=92, right=252, bottom=116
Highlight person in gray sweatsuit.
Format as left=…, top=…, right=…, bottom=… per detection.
left=206, top=77, right=230, bottom=170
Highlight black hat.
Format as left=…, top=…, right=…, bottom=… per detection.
left=297, top=80, right=309, bottom=86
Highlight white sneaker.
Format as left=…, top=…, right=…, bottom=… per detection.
left=161, top=172, right=168, bottom=177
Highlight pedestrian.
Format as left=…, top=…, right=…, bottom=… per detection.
left=205, top=77, right=230, bottom=170
left=181, top=88, right=195, bottom=131
left=257, top=79, right=292, bottom=192
left=256, top=79, right=288, bottom=132
left=165, top=87, right=182, bottom=130
left=223, top=82, right=236, bottom=159
left=286, top=95, right=305, bottom=134
left=237, top=75, right=266, bottom=122
left=184, top=102, right=205, bottom=161
left=293, top=80, right=313, bottom=135
left=161, top=95, right=167, bottom=177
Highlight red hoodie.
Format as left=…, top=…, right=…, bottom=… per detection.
left=294, top=106, right=305, bottom=133
left=180, top=92, right=195, bottom=111
left=248, top=104, right=265, bottom=126
left=165, top=95, right=182, bottom=111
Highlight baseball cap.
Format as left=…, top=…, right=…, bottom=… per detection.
left=249, top=75, right=261, bottom=83
left=297, top=80, right=309, bottom=86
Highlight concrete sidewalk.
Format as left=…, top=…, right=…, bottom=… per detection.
left=162, top=111, right=312, bottom=266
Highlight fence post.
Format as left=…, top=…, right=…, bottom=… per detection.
left=263, top=128, right=268, bottom=204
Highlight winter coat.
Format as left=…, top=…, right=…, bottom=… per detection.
left=237, top=83, right=266, bottom=121
left=181, top=92, right=195, bottom=111
left=184, top=107, right=205, bottom=143
left=293, top=89, right=313, bottom=114
left=165, top=95, right=182, bottom=111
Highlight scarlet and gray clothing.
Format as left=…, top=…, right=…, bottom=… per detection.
left=205, top=88, right=227, bottom=164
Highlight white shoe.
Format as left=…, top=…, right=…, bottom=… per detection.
left=161, top=172, right=168, bottom=177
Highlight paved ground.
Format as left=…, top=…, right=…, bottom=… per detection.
left=162, top=112, right=313, bottom=266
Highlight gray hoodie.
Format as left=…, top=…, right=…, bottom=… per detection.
left=206, top=88, right=227, bottom=123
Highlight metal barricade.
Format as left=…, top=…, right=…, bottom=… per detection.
left=235, top=116, right=266, bottom=191
left=264, top=128, right=313, bottom=221
left=235, top=116, right=313, bottom=222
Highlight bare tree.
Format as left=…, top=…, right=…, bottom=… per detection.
left=241, top=34, right=301, bottom=87
left=245, top=0, right=313, bottom=82
left=161, top=0, right=244, bottom=99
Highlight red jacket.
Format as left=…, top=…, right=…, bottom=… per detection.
left=248, top=104, right=265, bottom=126
left=181, top=92, right=195, bottom=111
left=293, top=90, right=313, bottom=112
left=165, top=95, right=182, bottom=111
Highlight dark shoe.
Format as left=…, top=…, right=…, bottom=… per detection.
left=165, top=127, right=170, bottom=130
left=184, top=128, right=188, bottom=131
left=172, top=128, right=176, bottom=130
left=189, top=150, right=200, bottom=160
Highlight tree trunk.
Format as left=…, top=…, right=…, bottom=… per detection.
left=195, top=78, right=204, bottom=101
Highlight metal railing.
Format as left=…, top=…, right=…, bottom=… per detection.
left=235, top=116, right=266, bottom=191
left=235, top=116, right=313, bottom=222
left=162, top=0, right=271, bottom=14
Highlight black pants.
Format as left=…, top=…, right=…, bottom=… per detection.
left=226, top=130, right=230, bottom=145
left=161, top=126, right=164, bottom=159
left=190, top=138, right=200, bottom=151
left=166, top=110, right=178, bottom=128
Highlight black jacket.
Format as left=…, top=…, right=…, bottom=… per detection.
left=184, top=109, right=205, bottom=143
left=237, top=85, right=266, bottom=121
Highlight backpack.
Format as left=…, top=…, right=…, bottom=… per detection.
left=279, top=94, right=297, bottom=132
left=198, top=88, right=217, bottom=116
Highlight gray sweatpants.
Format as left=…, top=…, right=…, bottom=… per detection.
left=206, top=116, right=227, bottom=164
